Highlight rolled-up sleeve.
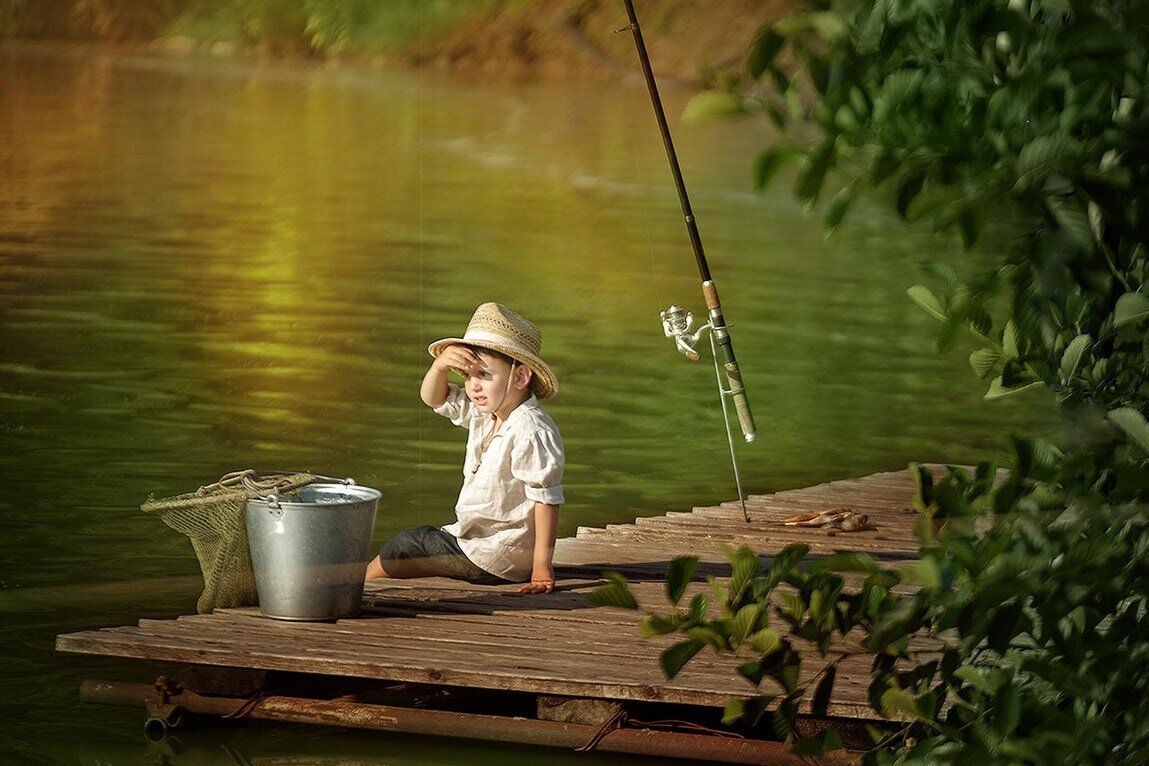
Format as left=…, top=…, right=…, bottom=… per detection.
left=510, top=429, right=565, bottom=505
left=433, top=383, right=473, bottom=427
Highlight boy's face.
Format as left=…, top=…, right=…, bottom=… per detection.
left=462, top=351, right=531, bottom=415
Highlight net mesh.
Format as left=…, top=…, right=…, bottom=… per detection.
left=141, top=470, right=322, bottom=614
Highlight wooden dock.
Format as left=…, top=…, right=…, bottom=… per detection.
left=57, top=468, right=933, bottom=763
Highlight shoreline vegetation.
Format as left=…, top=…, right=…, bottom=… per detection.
left=0, top=0, right=796, bottom=82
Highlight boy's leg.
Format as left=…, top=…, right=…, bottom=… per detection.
left=367, top=525, right=510, bottom=584
left=364, top=555, right=390, bottom=580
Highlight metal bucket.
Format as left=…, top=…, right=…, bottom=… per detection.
left=245, top=483, right=380, bottom=621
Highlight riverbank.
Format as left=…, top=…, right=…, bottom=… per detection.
left=1, top=0, right=798, bottom=83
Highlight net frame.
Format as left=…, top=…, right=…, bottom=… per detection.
left=141, top=470, right=324, bottom=614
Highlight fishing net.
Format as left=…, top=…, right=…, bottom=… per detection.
left=141, top=470, right=323, bottom=614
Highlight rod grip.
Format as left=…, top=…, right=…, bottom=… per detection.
left=715, top=334, right=757, bottom=442
left=704, top=281, right=756, bottom=441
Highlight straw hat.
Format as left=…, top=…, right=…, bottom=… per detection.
left=427, top=303, right=559, bottom=399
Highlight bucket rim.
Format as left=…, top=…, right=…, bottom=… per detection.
left=245, top=483, right=381, bottom=508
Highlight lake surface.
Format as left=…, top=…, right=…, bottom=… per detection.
left=0, top=46, right=1054, bottom=763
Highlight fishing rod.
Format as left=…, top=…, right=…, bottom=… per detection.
left=620, top=0, right=757, bottom=521
left=620, top=0, right=757, bottom=446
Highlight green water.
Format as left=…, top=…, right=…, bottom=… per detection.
left=0, top=46, right=1053, bottom=763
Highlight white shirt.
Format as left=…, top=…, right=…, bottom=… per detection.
left=434, top=384, right=565, bottom=581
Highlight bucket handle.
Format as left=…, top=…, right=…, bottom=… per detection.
left=263, top=493, right=283, bottom=519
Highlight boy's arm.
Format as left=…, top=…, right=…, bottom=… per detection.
left=518, top=502, right=559, bottom=594
left=421, top=344, right=485, bottom=407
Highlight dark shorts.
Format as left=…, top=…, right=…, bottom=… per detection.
left=378, top=525, right=510, bottom=585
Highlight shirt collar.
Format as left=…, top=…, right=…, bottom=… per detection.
left=490, top=394, right=539, bottom=433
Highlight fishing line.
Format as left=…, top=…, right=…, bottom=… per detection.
left=627, top=102, right=664, bottom=310
left=620, top=0, right=758, bottom=521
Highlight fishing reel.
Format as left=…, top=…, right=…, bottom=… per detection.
left=660, top=304, right=712, bottom=362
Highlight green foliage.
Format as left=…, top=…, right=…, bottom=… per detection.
left=638, top=0, right=1149, bottom=761
left=736, top=0, right=1149, bottom=419
left=0, top=0, right=180, bottom=39
left=0, top=0, right=508, bottom=53
left=594, top=454, right=1149, bottom=763
left=174, top=0, right=509, bottom=53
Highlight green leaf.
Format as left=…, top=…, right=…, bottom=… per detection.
left=665, top=556, right=698, bottom=605
left=985, top=376, right=1044, bottom=400
left=660, top=638, right=705, bottom=679
left=910, top=462, right=934, bottom=511
left=879, top=686, right=918, bottom=719
left=750, top=627, right=783, bottom=656
left=587, top=572, right=637, bottom=609
left=726, top=545, right=760, bottom=600
left=954, top=665, right=1001, bottom=695
left=731, top=603, right=764, bottom=645
left=748, top=28, right=785, bottom=80
left=969, top=347, right=1002, bottom=380
left=1016, top=135, right=1083, bottom=183
left=823, top=181, right=857, bottom=237
left=638, top=614, right=681, bottom=638
left=895, top=171, right=925, bottom=219
left=738, top=659, right=766, bottom=685
left=724, top=694, right=774, bottom=724
left=722, top=698, right=746, bottom=725
left=776, top=11, right=850, bottom=42
left=907, top=285, right=946, bottom=321
left=688, top=592, right=709, bottom=623
left=794, top=141, right=835, bottom=206
left=1047, top=196, right=1094, bottom=250
left=753, top=146, right=799, bottom=190
left=897, top=558, right=941, bottom=589
left=1059, top=334, right=1092, bottom=378
left=766, top=544, right=810, bottom=586
left=992, top=684, right=1020, bottom=734
left=1107, top=407, right=1149, bottom=454
left=1012, top=435, right=1063, bottom=474
left=687, top=625, right=729, bottom=651
left=957, top=206, right=982, bottom=248
left=763, top=100, right=787, bottom=130
left=681, top=91, right=746, bottom=123
left=1002, top=319, right=1021, bottom=358
left=807, top=11, right=849, bottom=41
left=986, top=606, right=1018, bottom=653
left=812, top=664, right=837, bottom=716
left=1113, top=292, right=1149, bottom=328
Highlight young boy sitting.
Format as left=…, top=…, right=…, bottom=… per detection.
left=364, top=302, right=564, bottom=595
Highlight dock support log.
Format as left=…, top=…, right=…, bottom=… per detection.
left=81, top=679, right=843, bottom=765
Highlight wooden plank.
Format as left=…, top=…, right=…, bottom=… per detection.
left=57, top=627, right=882, bottom=719
left=56, top=628, right=762, bottom=709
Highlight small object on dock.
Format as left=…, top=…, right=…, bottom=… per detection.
left=776, top=507, right=876, bottom=532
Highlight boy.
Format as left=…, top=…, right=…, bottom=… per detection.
left=364, top=303, right=564, bottom=595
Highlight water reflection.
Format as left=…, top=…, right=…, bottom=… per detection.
left=0, top=46, right=1055, bottom=756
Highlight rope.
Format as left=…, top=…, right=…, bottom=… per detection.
left=222, top=689, right=275, bottom=720
left=627, top=716, right=747, bottom=739
left=575, top=708, right=628, bottom=752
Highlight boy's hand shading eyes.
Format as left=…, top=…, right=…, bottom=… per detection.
left=435, top=345, right=486, bottom=376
